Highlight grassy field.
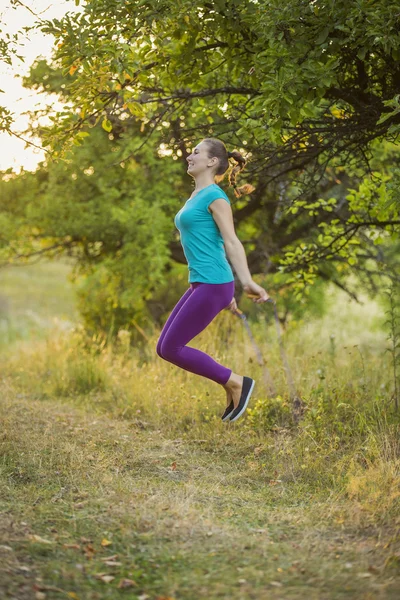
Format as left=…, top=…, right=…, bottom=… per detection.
left=0, top=259, right=78, bottom=347
left=0, top=261, right=399, bottom=599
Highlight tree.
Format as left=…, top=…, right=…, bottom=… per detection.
left=0, top=3, right=20, bottom=134
left=39, top=0, right=400, bottom=167
left=0, top=117, right=193, bottom=330
left=1, top=0, right=399, bottom=334
left=36, top=0, right=400, bottom=286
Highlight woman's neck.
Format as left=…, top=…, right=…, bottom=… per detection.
left=193, top=174, right=215, bottom=192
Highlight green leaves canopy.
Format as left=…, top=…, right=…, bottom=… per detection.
left=40, top=0, right=400, bottom=158
left=1, top=0, right=399, bottom=332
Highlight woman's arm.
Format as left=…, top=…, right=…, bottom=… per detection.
left=209, top=199, right=270, bottom=303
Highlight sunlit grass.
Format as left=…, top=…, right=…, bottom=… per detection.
left=0, top=261, right=399, bottom=598
left=0, top=258, right=78, bottom=346
left=1, top=376, right=399, bottom=598
left=2, top=281, right=398, bottom=516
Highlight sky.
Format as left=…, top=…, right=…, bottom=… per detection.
left=0, top=0, right=79, bottom=172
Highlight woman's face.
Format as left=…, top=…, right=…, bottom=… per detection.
left=186, top=142, right=217, bottom=178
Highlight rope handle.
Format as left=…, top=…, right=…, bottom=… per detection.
left=234, top=295, right=275, bottom=316
left=246, top=293, right=276, bottom=305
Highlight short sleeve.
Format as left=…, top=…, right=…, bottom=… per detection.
left=205, top=188, right=231, bottom=209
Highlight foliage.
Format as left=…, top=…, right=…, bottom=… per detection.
left=39, top=0, right=400, bottom=154
left=1, top=0, right=400, bottom=331
left=0, top=122, right=190, bottom=331
left=31, top=1, right=400, bottom=276
left=0, top=0, right=28, bottom=133
left=246, top=394, right=292, bottom=430
left=383, top=282, right=400, bottom=411
left=0, top=21, right=17, bottom=132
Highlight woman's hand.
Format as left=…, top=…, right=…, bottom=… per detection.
left=226, top=297, right=238, bottom=313
left=243, top=280, right=270, bottom=303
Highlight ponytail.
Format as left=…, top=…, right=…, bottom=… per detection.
left=203, top=138, right=255, bottom=197
left=227, top=150, right=255, bottom=198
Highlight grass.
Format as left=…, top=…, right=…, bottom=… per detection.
left=0, top=259, right=78, bottom=346
left=1, top=389, right=399, bottom=600
left=0, top=260, right=399, bottom=599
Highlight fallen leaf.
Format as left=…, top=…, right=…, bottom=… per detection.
left=170, top=462, right=177, bottom=471
left=103, top=560, right=122, bottom=567
left=270, top=581, right=283, bottom=587
left=118, top=578, right=138, bottom=589
left=67, top=593, right=80, bottom=599
left=28, top=535, right=54, bottom=545
left=16, top=566, right=31, bottom=573
left=368, top=565, right=379, bottom=573
left=94, top=573, right=115, bottom=583
left=84, top=544, right=96, bottom=559
left=101, top=538, right=113, bottom=547
left=63, top=544, right=81, bottom=550
left=99, top=554, right=119, bottom=562
left=35, top=593, right=46, bottom=600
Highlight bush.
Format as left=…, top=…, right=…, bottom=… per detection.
left=246, top=395, right=293, bottom=430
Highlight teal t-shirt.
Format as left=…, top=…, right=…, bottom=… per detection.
left=174, top=183, right=234, bottom=284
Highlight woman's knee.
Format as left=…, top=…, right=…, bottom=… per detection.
left=156, top=339, right=177, bottom=362
left=156, top=338, right=164, bottom=358
left=159, top=341, right=179, bottom=363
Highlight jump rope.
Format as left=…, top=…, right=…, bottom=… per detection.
left=234, top=294, right=304, bottom=420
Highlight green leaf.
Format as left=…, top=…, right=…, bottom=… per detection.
left=102, top=119, right=112, bottom=132
left=316, top=27, right=330, bottom=45
left=357, top=47, right=367, bottom=60
left=127, top=102, right=145, bottom=118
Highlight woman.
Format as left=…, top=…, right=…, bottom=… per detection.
left=156, top=138, right=270, bottom=423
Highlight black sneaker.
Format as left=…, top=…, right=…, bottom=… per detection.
left=221, top=400, right=234, bottom=422
left=229, top=377, right=255, bottom=423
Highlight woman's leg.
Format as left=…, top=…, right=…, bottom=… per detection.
left=159, top=281, right=235, bottom=384
left=156, top=286, right=194, bottom=358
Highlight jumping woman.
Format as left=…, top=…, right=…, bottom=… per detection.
left=156, top=138, right=270, bottom=422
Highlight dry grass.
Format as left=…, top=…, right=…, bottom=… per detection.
left=1, top=379, right=399, bottom=599
left=1, top=264, right=399, bottom=598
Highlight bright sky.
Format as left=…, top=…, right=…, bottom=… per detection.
left=0, top=0, right=79, bottom=173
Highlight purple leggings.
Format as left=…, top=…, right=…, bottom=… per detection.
left=156, top=281, right=235, bottom=385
